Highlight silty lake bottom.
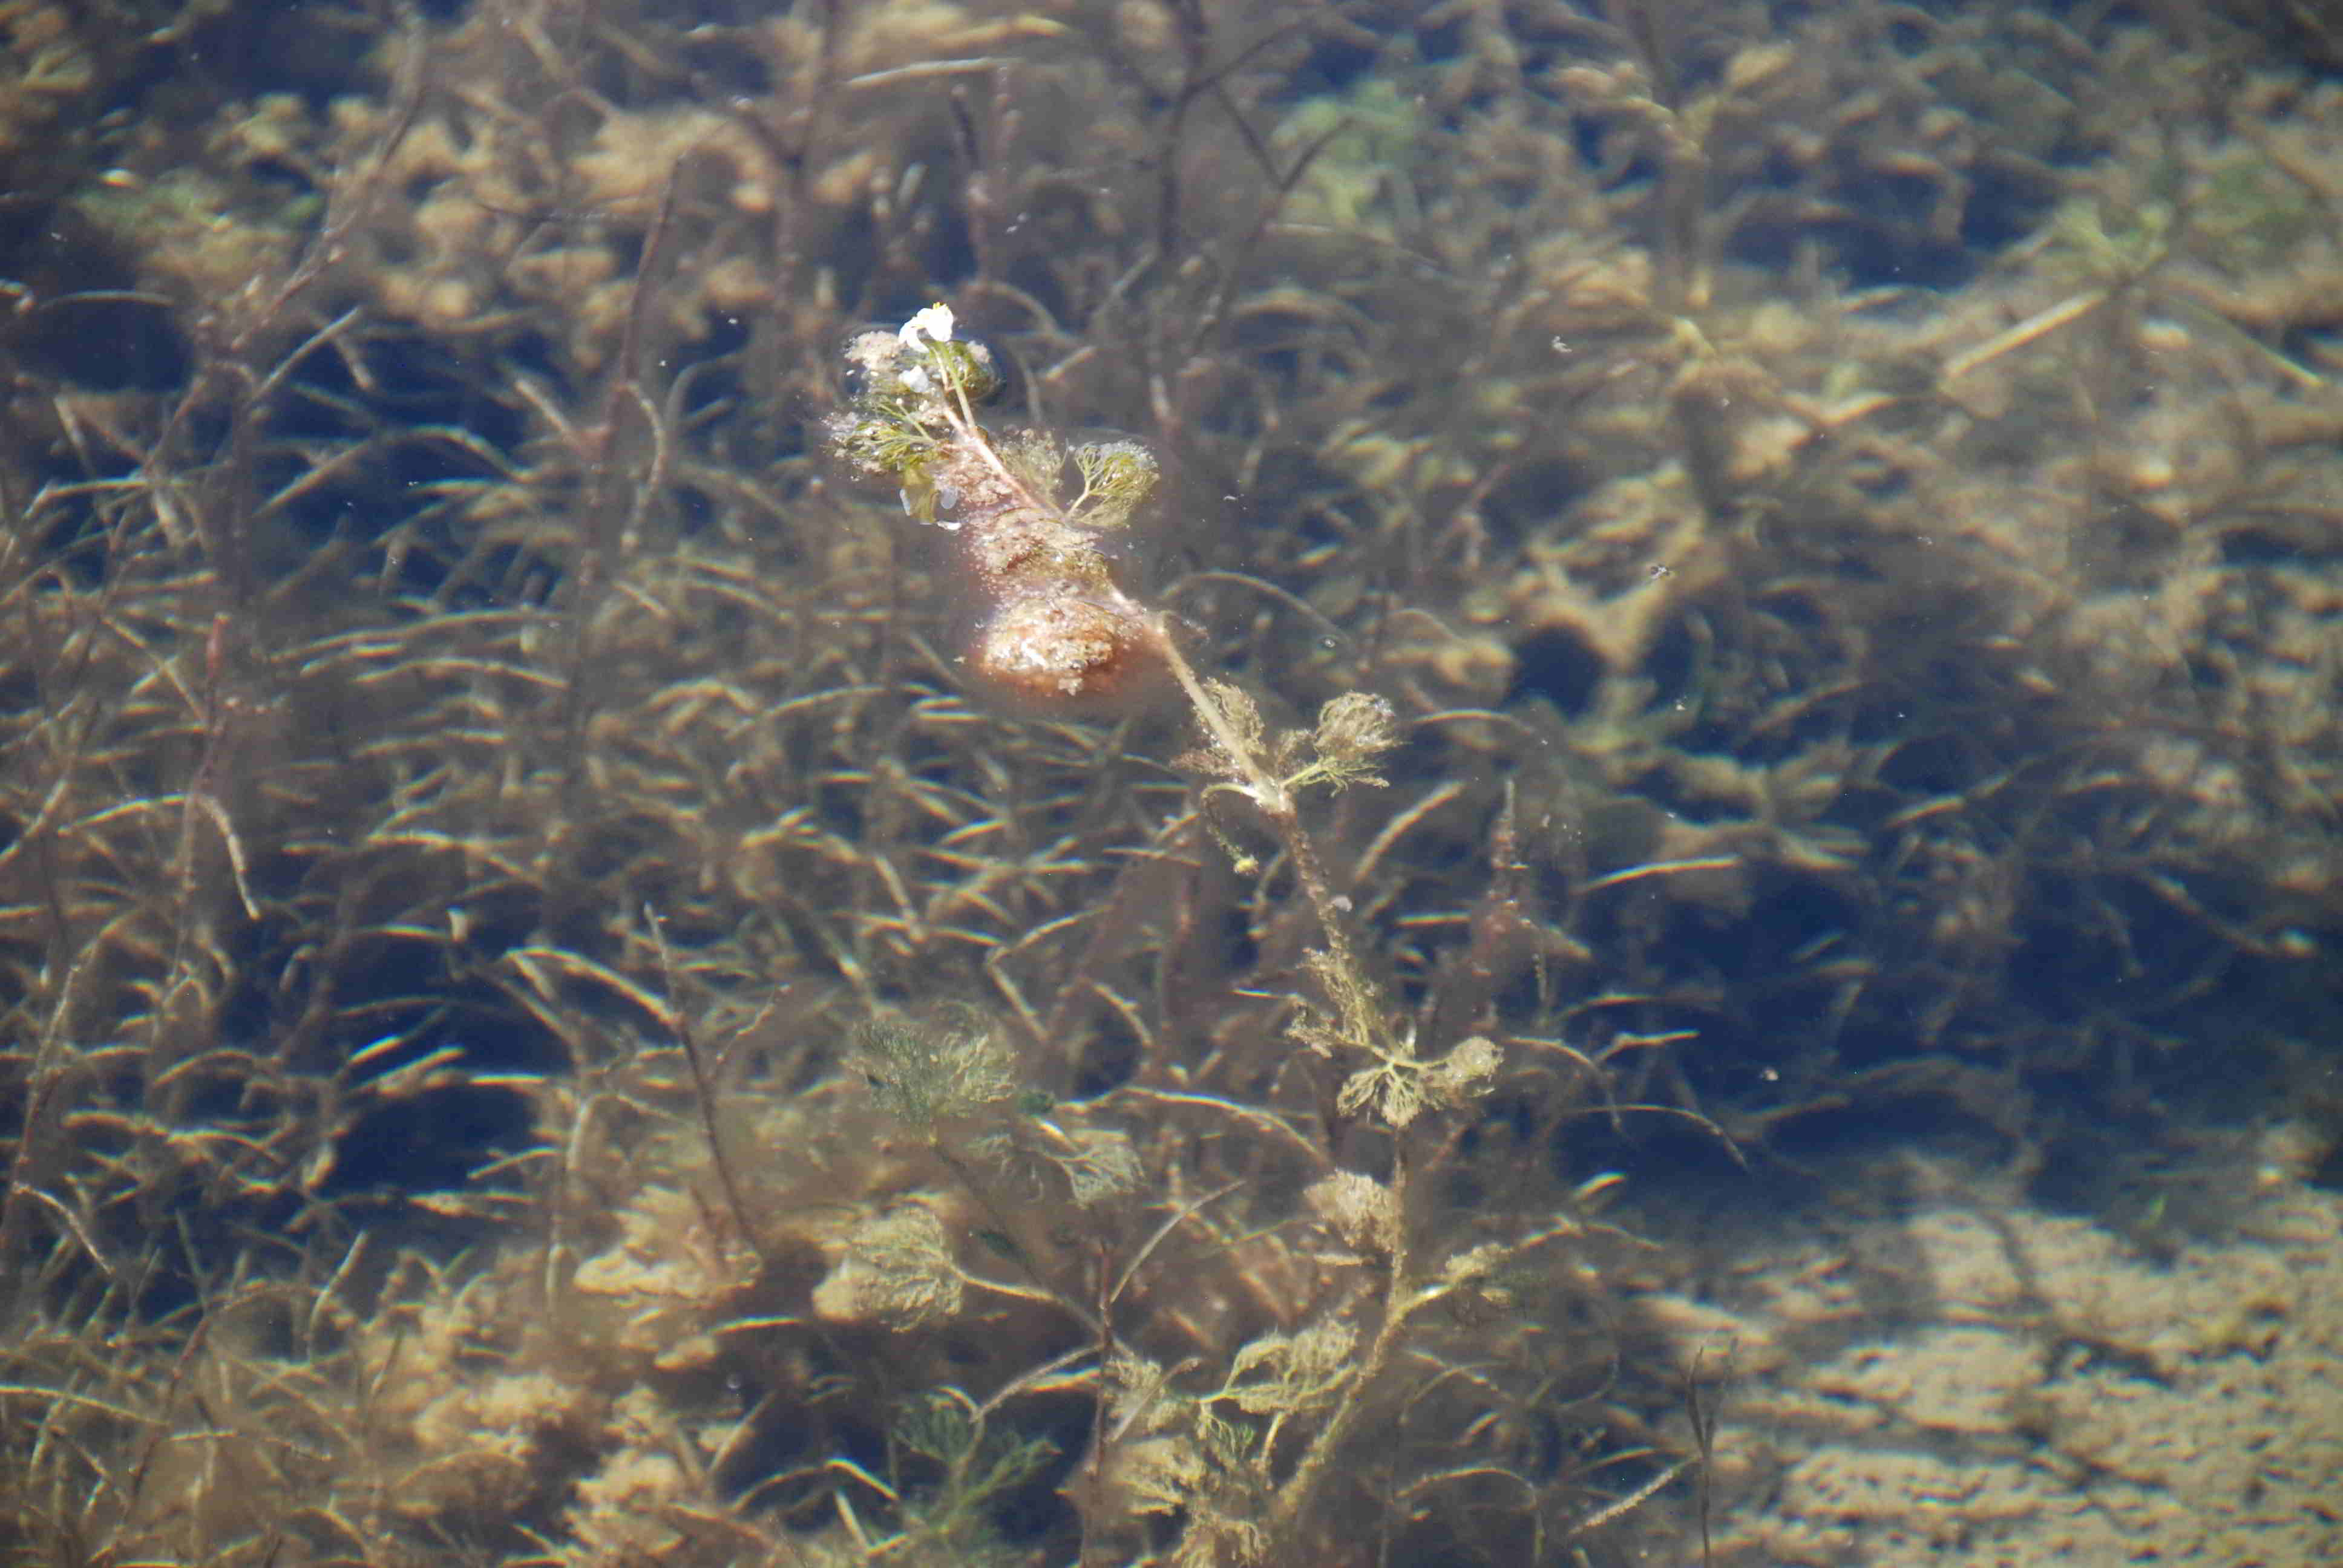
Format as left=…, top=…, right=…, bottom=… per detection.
left=1, top=1, right=2338, bottom=1563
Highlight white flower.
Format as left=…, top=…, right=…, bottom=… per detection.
left=900, top=302, right=955, bottom=349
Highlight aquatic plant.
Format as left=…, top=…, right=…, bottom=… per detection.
left=825, top=302, right=1173, bottom=714
left=2, top=2, right=2339, bottom=1566
left=814, top=302, right=1655, bottom=1563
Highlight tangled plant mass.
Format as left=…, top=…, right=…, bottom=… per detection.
left=827, top=302, right=1174, bottom=713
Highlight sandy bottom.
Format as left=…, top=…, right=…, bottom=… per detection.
left=1630, top=1124, right=2343, bottom=1566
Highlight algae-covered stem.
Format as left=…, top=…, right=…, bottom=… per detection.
left=1150, top=614, right=1375, bottom=1002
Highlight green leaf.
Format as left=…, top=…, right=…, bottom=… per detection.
left=850, top=1010, right=1017, bottom=1127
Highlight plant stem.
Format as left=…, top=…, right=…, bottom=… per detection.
left=1149, top=612, right=1385, bottom=1047
left=1265, top=1153, right=1414, bottom=1547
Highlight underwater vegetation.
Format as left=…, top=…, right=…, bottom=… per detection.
left=1, top=0, right=2340, bottom=1564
